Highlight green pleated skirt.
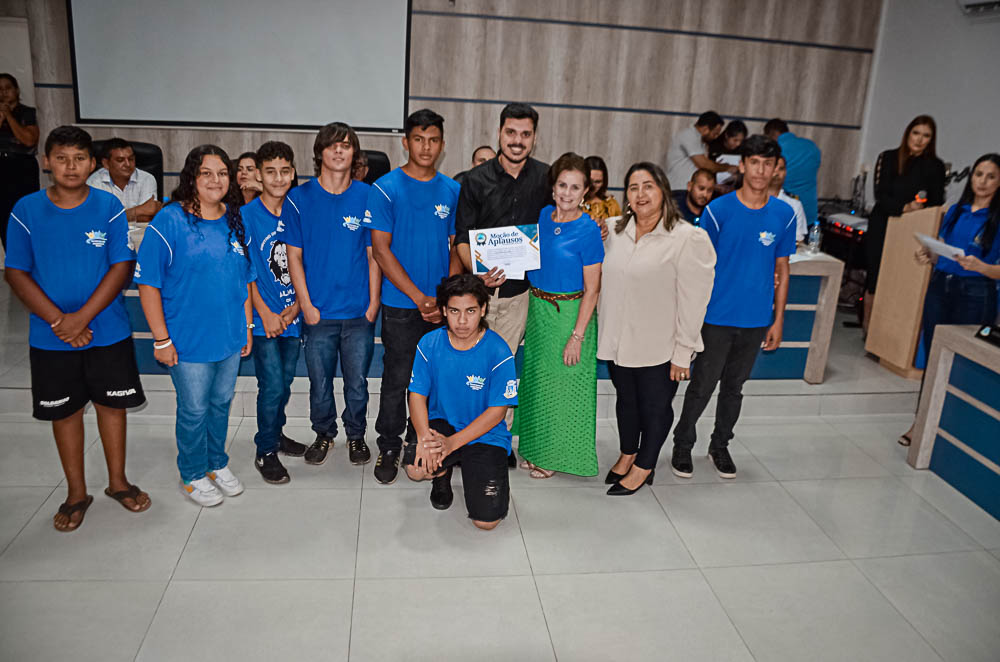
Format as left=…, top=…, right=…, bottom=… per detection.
left=515, top=290, right=598, bottom=476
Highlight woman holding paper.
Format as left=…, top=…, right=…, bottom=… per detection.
left=863, top=115, right=946, bottom=331
left=898, top=153, right=1000, bottom=446
left=516, top=153, right=604, bottom=478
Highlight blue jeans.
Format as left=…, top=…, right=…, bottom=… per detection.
left=168, top=352, right=241, bottom=482
left=921, top=270, right=998, bottom=353
left=252, top=335, right=301, bottom=456
left=303, top=317, right=374, bottom=440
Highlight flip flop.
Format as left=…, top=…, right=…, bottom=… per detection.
left=519, top=459, right=536, bottom=470
left=529, top=467, right=555, bottom=479
left=54, top=495, right=94, bottom=532
left=104, top=484, right=151, bottom=513
left=897, top=434, right=912, bottom=447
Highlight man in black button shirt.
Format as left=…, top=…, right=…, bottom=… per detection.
left=455, top=103, right=551, bottom=355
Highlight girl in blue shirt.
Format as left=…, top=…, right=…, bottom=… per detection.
left=517, top=152, right=604, bottom=478
left=136, top=145, right=255, bottom=505
left=899, top=153, right=1000, bottom=446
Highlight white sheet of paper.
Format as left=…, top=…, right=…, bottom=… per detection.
left=915, top=233, right=965, bottom=260
left=470, top=225, right=540, bottom=277
left=715, top=154, right=740, bottom=184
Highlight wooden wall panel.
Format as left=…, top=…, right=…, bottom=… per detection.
left=412, top=0, right=881, bottom=50
left=14, top=0, right=874, bottom=200
left=410, top=13, right=871, bottom=125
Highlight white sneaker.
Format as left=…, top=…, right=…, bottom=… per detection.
left=181, top=477, right=224, bottom=506
left=207, top=466, right=244, bottom=497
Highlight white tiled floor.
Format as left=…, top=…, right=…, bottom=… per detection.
left=1, top=289, right=998, bottom=660
left=0, top=413, right=998, bottom=661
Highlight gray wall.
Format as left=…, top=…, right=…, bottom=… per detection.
left=7, top=0, right=881, bottom=197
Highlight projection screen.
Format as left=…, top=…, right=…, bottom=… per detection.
left=67, top=0, right=411, bottom=131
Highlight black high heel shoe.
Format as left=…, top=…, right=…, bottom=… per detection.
left=604, top=469, right=627, bottom=485
left=606, top=469, right=655, bottom=496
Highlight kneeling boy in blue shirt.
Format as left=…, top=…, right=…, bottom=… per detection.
left=4, top=126, right=148, bottom=532
left=403, top=274, right=518, bottom=529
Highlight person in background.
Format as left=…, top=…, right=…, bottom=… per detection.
left=402, top=274, right=517, bottom=526
left=0, top=73, right=40, bottom=249
left=708, top=120, right=748, bottom=161
left=764, top=118, right=821, bottom=225
left=135, top=145, right=255, bottom=506
left=861, top=115, right=945, bottom=331
left=5, top=125, right=148, bottom=531
left=769, top=156, right=808, bottom=243
left=665, top=111, right=737, bottom=191
left=584, top=155, right=621, bottom=222
left=898, top=153, right=1000, bottom=447
left=454, top=145, right=497, bottom=185
left=670, top=135, right=796, bottom=480
left=599, top=162, right=715, bottom=496
left=673, top=168, right=715, bottom=226
left=365, top=108, right=459, bottom=485
left=236, top=151, right=262, bottom=205
left=86, top=137, right=161, bottom=225
left=352, top=150, right=369, bottom=182
left=517, top=153, right=604, bottom=479
left=242, top=141, right=306, bottom=484
left=286, top=123, right=379, bottom=468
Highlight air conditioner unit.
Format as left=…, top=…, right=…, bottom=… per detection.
left=956, top=0, right=1000, bottom=21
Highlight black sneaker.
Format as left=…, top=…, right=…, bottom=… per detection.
left=430, top=467, right=454, bottom=510
left=708, top=447, right=737, bottom=479
left=671, top=447, right=694, bottom=478
left=373, top=450, right=400, bottom=484
left=348, top=438, right=371, bottom=465
left=255, top=452, right=290, bottom=484
left=279, top=433, right=307, bottom=457
left=304, top=435, right=333, bottom=465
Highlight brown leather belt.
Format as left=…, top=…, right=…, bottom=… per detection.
left=530, top=287, right=582, bottom=313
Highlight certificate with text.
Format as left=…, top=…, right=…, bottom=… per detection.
left=470, top=225, right=540, bottom=280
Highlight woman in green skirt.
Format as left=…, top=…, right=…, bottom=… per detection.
left=517, top=153, right=604, bottom=478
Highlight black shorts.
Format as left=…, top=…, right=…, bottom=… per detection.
left=29, top=337, right=146, bottom=421
left=403, top=418, right=510, bottom=522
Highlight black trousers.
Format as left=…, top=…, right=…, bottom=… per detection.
left=608, top=361, right=679, bottom=470
left=673, top=323, right=768, bottom=452
left=1, top=153, right=40, bottom=249
left=375, top=305, right=439, bottom=453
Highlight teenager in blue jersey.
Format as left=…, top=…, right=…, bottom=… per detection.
left=671, top=135, right=796, bottom=480
left=286, top=122, right=380, bottom=468
left=365, top=108, right=460, bottom=484
left=5, top=126, right=148, bottom=531
left=241, top=141, right=306, bottom=484
left=136, top=145, right=255, bottom=507
left=402, top=274, right=518, bottom=528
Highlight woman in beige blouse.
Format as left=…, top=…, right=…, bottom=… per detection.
left=598, top=162, right=716, bottom=495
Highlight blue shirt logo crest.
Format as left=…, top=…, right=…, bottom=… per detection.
left=231, top=240, right=245, bottom=256
left=466, top=374, right=486, bottom=391
left=504, top=379, right=518, bottom=399
left=343, top=216, right=362, bottom=231
left=85, top=230, right=107, bottom=247
left=758, top=231, right=775, bottom=247
left=434, top=204, right=451, bottom=219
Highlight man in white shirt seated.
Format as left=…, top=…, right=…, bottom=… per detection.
left=665, top=111, right=737, bottom=191
left=769, top=155, right=808, bottom=243
left=86, top=137, right=161, bottom=224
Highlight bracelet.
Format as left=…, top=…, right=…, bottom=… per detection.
left=153, top=339, right=173, bottom=350
left=247, top=323, right=256, bottom=329
left=571, top=331, right=585, bottom=342
left=153, top=336, right=169, bottom=343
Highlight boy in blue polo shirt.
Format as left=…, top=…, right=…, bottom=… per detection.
left=287, top=123, right=380, bottom=468
left=243, top=141, right=306, bottom=484
left=403, top=274, right=517, bottom=528
left=671, top=135, right=796, bottom=479
left=365, top=108, right=460, bottom=484
left=4, top=126, right=148, bottom=531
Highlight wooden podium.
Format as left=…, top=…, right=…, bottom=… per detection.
left=865, top=206, right=944, bottom=379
